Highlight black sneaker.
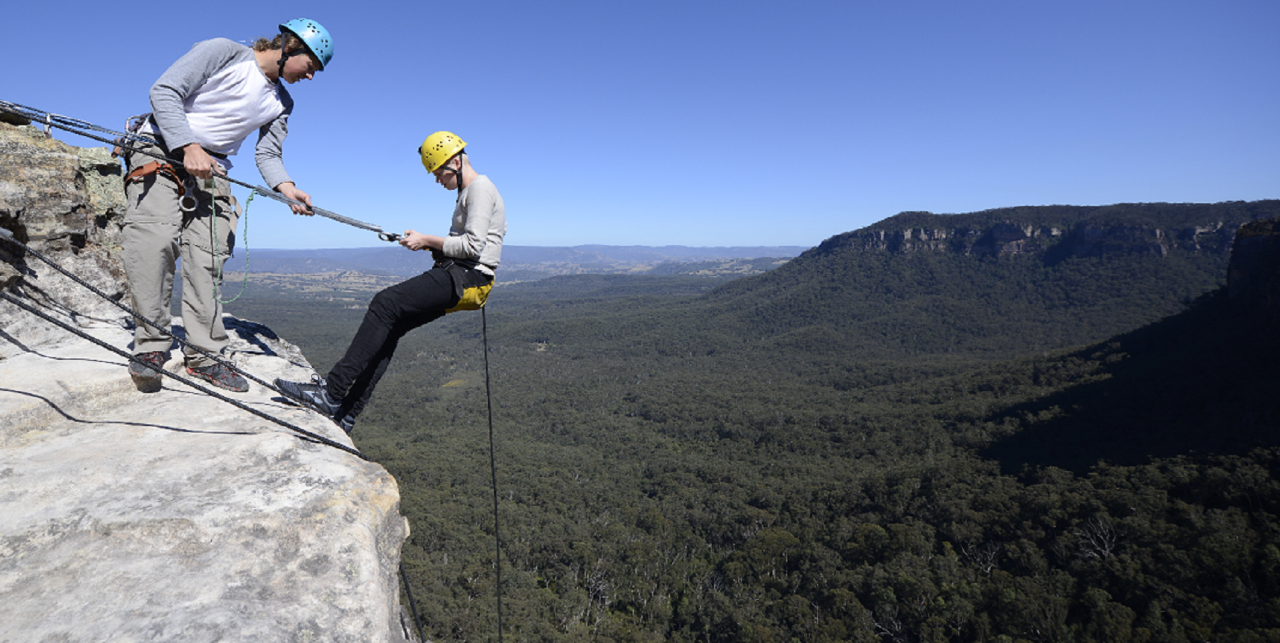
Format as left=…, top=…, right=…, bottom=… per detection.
left=128, top=351, right=167, bottom=379
left=187, top=362, right=249, bottom=392
left=275, top=376, right=343, bottom=417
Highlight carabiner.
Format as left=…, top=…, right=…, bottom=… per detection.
left=379, top=231, right=401, bottom=243
left=179, top=177, right=199, bottom=212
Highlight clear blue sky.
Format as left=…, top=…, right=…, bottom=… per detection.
left=4, top=0, right=1276, bottom=250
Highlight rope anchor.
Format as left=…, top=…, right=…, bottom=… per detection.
left=0, top=99, right=400, bottom=243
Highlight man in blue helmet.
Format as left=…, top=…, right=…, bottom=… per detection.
left=120, top=19, right=333, bottom=392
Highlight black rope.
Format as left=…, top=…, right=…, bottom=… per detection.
left=483, top=305, right=504, bottom=643
left=0, top=228, right=368, bottom=459
left=1, top=228, right=282, bottom=396
left=394, top=306, right=503, bottom=643
left=399, top=561, right=426, bottom=642
left=0, top=290, right=367, bottom=460
left=0, top=100, right=400, bottom=241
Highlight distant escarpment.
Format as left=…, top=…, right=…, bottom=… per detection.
left=1229, top=217, right=1280, bottom=321
left=809, top=201, right=1280, bottom=260
left=704, top=201, right=1280, bottom=362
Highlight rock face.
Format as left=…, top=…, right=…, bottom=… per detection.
left=0, top=125, right=414, bottom=641
left=808, top=202, right=1280, bottom=260
left=1228, top=218, right=1280, bottom=320
left=0, top=123, right=129, bottom=357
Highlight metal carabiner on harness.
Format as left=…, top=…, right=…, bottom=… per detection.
left=378, top=231, right=401, bottom=243
left=179, top=176, right=199, bottom=213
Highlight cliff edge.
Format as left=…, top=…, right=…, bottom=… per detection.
left=0, top=123, right=414, bottom=641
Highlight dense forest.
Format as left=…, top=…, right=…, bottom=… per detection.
left=226, top=203, right=1280, bottom=642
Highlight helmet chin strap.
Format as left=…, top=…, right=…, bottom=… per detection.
left=448, top=157, right=464, bottom=204
left=276, top=48, right=308, bottom=84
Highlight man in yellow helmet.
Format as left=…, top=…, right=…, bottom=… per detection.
left=274, top=132, right=506, bottom=433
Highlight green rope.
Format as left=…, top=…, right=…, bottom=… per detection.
left=209, top=178, right=251, bottom=305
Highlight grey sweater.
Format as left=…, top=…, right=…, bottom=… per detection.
left=145, top=38, right=294, bottom=188
left=444, top=176, right=506, bottom=274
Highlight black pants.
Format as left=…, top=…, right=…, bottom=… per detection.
left=327, top=265, right=491, bottom=419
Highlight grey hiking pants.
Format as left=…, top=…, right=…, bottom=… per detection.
left=121, top=141, right=239, bottom=369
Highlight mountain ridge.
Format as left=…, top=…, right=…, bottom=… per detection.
left=810, top=201, right=1276, bottom=258
left=220, top=244, right=806, bottom=282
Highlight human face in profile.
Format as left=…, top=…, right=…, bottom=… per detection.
left=281, top=51, right=321, bottom=83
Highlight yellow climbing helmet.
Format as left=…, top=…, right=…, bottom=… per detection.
left=418, top=132, right=466, bottom=173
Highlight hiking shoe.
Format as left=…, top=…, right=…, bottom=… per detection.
left=128, top=351, right=167, bottom=379
left=275, top=376, right=342, bottom=416
left=336, top=413, right=355, bottom=434
left=187, top=362, right=249, bottom=393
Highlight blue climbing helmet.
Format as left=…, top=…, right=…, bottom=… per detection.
left=279, top=18, right=333, bottom=70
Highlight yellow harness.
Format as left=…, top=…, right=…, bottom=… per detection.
left=446, top=281, right=493, bottom=313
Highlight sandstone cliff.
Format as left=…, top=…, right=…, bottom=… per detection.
left=1229, top=218, right=1280, bottom=321
left=808, top=201, right=1280, bottom=260
left=0, top=123, right=415, bottom=641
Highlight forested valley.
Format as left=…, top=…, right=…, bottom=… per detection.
left=225, top=202, right=1280, bottom=643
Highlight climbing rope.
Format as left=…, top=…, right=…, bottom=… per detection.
left=399, top=562, right=426, bottom=642
left=2, top=228, right=277, bottom=394
left=397, top=306, right=502, bottom=643
left=0, top=289, right=367, bottom=460
left=209, top=178, right=253, bottom=305
left=483, top=305, right=505, bottom=643
left=220, top=189, right=254, bottom=305
left=0, top=100, right=402, bottom=242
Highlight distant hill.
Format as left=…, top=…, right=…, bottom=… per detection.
left=221, top=244, right=805, bottom=282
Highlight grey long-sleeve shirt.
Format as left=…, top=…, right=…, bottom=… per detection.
left=444, top=176, right=506, bottom=275
left=145, top=38, right=294, bottom=188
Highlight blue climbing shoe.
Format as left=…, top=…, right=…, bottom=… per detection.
left=275, top=376, right=342, bottom=417
left=336, top=413, right=355, bottom=434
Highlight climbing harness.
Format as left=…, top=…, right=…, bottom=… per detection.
left=0, top=100, right=402, bottom=243
left=436, top=259, right=496, bottom=314
left=447, top=280, right=493, bottom=313
left=124, top=161, right=189, bottom=200
left=0, top=228, right=365, bottom=460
